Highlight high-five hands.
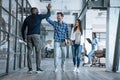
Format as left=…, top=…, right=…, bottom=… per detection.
left=47, top=3, right=51, bottom=10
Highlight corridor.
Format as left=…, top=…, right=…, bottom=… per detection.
left=0, top=0, right=120, bottom=80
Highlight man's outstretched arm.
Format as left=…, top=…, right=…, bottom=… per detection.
left=40, top=3, right=51, bottom=19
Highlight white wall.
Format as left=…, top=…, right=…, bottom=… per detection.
left=39, top=0, right=82, bottom=24
left=39, top=0, right=82, bottom=11
left=106, top=8, right=120, bottom=71
left=28, top=0, right=41, bottom=11
left=86, top=10, right=107, bottom=52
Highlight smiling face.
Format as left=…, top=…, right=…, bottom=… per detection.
left=56, top=12, right=64, bottom=23
left=75, top=19, right=79, bottom=27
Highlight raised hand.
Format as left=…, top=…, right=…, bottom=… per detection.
left=46, top=3, right=51, bottom=10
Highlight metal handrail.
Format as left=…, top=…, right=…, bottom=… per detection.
left=78, top=0, right=89, bottom=18
left=0, top=29, right=22, bottom=39
left=1, top=6, right=21, bottom=22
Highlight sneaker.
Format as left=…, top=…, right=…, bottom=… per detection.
left=36, top=70, right=43, bottom=73
left=54, top=68, right=58, bottom=72
left=37, top=68, right=44, bottom=71
left=36, top=68, right=44, bottom=73
left=76, top=68, right=80, bottom=73
left=27, top=68, right=33, bottom=74
left=73, top=67, right=77, bottom=72
left=27, top=70, right=33, bottom=74
left=87, top=63, right=92, bottom=67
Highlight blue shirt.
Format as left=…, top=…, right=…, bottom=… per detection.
left=21, top=10, right=50, bottom=40
left=92, top=38, right=98, bottom=50
left=46, top=18, right=69, bottom=42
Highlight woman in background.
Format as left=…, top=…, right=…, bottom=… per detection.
left=88, top=32, right=98, bottom=65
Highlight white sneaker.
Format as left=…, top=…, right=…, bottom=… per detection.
left=54, top=69, right=58, bottom=72
left=36, top=68, right=44, bottom=73
left=86, top=63, right=92, bottom=67
left=27, top=70, right=33, bottom=74
left=76, top=68, right=80, bottom=73
left=73, top=67, right=77, bottom=72
left=36, top=71, right=42, bottom=73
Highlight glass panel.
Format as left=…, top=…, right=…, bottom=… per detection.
left=18, top=0, right=22, bottom=6
left=17, top=0, right=23, bottom=21
left=2, top=0, right=9, bottom=11
left=8, top=53, right=14, bottom=72
left=15, top=33, right=21, bottom=69
left=0, top=7, right=9, bottom=74
left=15, top=36, right=21, bottom=69
left=2, top=9, right=9, bottom=32
left=9, top=34, right=15, bottom=72
left=16, top=54, right=20, bottom=68
left=18, top=21, right=21, bottom=36
left=11, top=0, right=17, bottom=35
left=20, top=44, right=25, bottom=68
left=11, top=0, right=17, bottom=15
left=0, top=32, right=8, bottom=74
left=0, top=0, right=29, bottom=74
left=11, top=16, right=16, bottom=35
left=18, top=6, right=22, bottom=21
left=26, top=2, right=31, bottom=16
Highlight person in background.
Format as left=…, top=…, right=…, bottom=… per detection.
left=46, top=12, right=69, bottom=72
left=88, top=32, right=98, bottom=65
left=21, top=4, right=51, bottom=74
left=70, top=19, right=83, bottom=73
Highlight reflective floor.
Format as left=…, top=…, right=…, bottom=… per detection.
left=1, top=59, right=120, bottom=80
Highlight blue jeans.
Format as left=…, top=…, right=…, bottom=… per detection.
left=88, top=49, right=95, bottom=63
left=72, top=44, right=82, bottom=68
left=54, top=42, right=67, bottom=69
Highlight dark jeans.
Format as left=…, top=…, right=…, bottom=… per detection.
left=72, top=44, right=82, bottom=68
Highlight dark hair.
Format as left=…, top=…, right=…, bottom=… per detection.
left=57, top=12, right=64, bottom=17
left=93, top=32, right=97, bottom=38
left=31, top=7, right=37, bottom=13
left=74, top=19, right=83, bottom=35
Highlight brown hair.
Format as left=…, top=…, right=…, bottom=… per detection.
left=57, top=12, right=64, bottom=17
left=93, top=32, right=97, bottom=38
left=74, top=19, right=83, bottom=35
